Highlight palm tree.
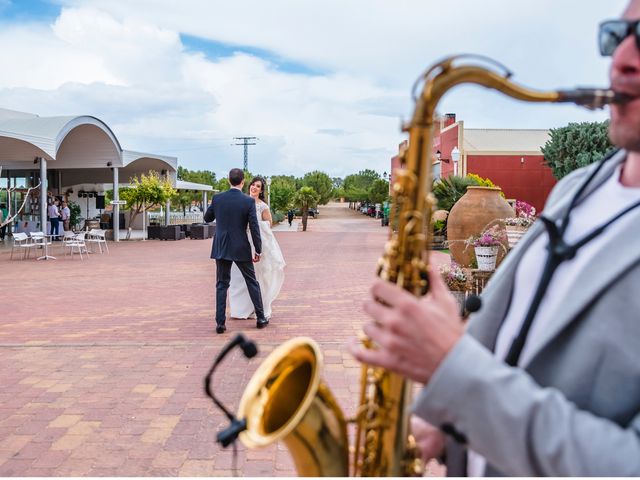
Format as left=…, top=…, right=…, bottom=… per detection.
left=293, top=186, right=319, bottom=231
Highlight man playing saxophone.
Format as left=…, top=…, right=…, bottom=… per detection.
left=350, top=0, right=640, bottom=475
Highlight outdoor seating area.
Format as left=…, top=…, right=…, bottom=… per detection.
left=147, top=225, right=185, bottom=241
left=145, top=223, right=215, bottom=241
left=7, top=229, right=111, bottom=261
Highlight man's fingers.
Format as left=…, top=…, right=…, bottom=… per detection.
left=370, top=279, right=414, bottom=308
left=347, top=337, right=396, bottom=369
left=364, top=294, right=421, bottom=338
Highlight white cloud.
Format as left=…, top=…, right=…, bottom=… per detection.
left=0, top=0, right=631, bottom=178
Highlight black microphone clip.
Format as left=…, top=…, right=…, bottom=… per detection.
left=217, top=417, right=248, bottom=447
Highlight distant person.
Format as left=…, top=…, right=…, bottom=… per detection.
left=287, top=209, right=294, bottom=227
left=60, top=201, right=71, bottom=232
left=229, top=176, right=286, bottom=321
left=0, top=203, right=7, bottom=241
left=204, top=168, right=268, bottom=334
left=47, top=199, right=60, bottom=238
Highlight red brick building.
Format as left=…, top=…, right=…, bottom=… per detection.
left=391, top=114, right=557, bottom=212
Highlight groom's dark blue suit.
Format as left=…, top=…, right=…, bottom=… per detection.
left=204, top=188, right=265, bottom=327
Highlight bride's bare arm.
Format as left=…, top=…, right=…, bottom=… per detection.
left=261, top=204, right=273, bottom=227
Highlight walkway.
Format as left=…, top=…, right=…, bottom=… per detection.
left=0, top=202, right=448, bottom=476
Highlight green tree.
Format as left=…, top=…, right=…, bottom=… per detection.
left=171, top=190, right=199, bottom=215
left=343, top=169, right=380, bottom=202
left=118, top=171, right=175, bottom=240
left=368, top=179, right=390, bottom=204
left=177, top=166, right=217, bottom=187
left=303, top=170, right=333, bottom=205
left=541, top=120, right=614, bottom=179
left=270, top=175, right=297, bottom=213
left=293, top=186, right=319, bottom=232
left=215, top=177, right=231, bottom=193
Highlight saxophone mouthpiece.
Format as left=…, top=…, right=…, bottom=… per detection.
left=557, top=88, right=633, bottom=109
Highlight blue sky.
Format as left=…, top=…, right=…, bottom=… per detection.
left=0, top=0, right=630, bottom=178
left=0, top=0, right=60, bottom=22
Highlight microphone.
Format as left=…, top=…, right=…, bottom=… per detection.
left=463, top=295, right=482, bottom=319
left=204, top=334, right=258, bottom=447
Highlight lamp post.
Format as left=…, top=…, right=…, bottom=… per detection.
left=451, top=147, right=460, bottom=176
left=266, top=177, right=272, bottom=206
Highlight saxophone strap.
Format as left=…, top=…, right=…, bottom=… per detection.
left=505, top=150, right=640, bottom=367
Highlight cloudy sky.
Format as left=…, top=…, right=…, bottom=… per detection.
left=0, top=0, right=629, bottom=179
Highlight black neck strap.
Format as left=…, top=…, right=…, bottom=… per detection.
left=504, top=150, right=640, bottom=366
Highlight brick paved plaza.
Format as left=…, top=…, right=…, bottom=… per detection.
left=0, top=203, right=448, bottom=476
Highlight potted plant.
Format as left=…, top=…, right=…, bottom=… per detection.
left=431, top=219, right=447, bottom=249
left=439, top=262, right=470, bottom=311
left=504, top=200, right=537, bottom=248
left=466, top=224, right=507, bottom=271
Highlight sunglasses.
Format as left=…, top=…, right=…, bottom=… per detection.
left=599, top=19, right=640, bottom=56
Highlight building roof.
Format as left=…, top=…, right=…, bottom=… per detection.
left=176, top=180, right=214, bottom=192
left=463, top=128, right=549, bottom=154
left=0, top=107, right=176, bottom=175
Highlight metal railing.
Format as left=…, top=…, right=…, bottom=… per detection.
left=148, top=212, right=204, bottom=226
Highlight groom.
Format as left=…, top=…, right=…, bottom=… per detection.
left=204, top=168, right=268, bottom=334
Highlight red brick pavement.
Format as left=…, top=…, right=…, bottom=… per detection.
left=0, top=203, right=449, bottom=476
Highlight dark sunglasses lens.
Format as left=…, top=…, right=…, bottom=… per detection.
left=599, top=21, right=629, bottom=56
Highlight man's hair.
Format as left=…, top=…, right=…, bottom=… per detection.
left=228, top=168, right=244, bottom=186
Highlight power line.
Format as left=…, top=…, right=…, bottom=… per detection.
left=233, top=137, right=258, bottom=171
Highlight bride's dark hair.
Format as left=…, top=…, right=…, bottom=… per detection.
left=249, top=176, right=266, bottom=201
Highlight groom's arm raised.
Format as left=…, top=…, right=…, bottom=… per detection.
left=248, top=201, right=262, bottom=258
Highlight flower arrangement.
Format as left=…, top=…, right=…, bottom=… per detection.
left=515, top=200, right=536, bottom=219
left=466, top=224, right=507, bottom=248
left=439, top=262, right=469, bottom=291
left=505, top=200, right=537, bottom=228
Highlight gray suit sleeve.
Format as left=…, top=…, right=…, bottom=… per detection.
left=248, top=202, right=262, bottom=255
left=412, top=334, right=640, bottom=476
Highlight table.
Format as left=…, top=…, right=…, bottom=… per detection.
left=36, top=234, right=58, bottom=261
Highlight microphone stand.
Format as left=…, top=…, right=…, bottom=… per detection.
left=204, top=334, right=258, bottom=448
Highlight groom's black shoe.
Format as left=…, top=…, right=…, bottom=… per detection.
left=216, top=324, right=227, bottom=334
left=256, top=318, right=269, bottom=329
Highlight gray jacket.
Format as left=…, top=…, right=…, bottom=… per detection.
left=413, top=149, right=640, bottom=476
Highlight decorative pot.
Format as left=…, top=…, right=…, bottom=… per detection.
left=505, top=225, right=528, bottom=248
left=447, top=186, right=514, bottom=267
left=475, top=245, right=499, bottom=271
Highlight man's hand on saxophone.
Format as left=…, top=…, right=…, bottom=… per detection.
left=348, top=267, right=464, bottom=385
left=411, top=416, right=445, bottom=464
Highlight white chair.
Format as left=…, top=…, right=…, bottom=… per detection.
left=86, top=229, right=109, bottom=254
left=29, top=231, right=51, bottom=250
left=10, top=232, right=35, bottom=260
left=64, top=232, right=88, bottom=260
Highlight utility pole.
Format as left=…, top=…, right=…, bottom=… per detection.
left=233, top=137, right=258, bottom=171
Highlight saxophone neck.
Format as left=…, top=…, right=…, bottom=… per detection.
left=408, top=55, right=621, bottom=128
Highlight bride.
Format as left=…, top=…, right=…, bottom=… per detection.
left=229, top=176, right=286, bottom=320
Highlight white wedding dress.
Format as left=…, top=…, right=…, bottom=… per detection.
left=229, top=201, right=286, bottom=319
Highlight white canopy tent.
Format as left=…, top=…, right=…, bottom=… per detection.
left=0, top=107, right=182, bottom=241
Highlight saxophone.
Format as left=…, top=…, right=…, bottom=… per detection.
left=234, top=55, right=626, bottom=476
